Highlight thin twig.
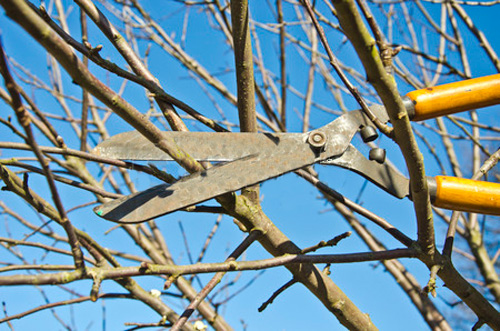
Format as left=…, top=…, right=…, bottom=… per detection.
left=0, top=42, right=85, bottom=270
left=301, top=0, right=394, bottom=137
left=170, top=229, right=262, bottom=330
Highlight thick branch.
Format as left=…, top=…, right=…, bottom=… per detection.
left=0, top=248, right=417, bottom=285
left=231, top=0, right=260, bottom=203
left=330, top=0, right=435, bottom=255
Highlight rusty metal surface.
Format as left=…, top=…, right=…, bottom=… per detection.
left=93, top=108, right=394, bottom=223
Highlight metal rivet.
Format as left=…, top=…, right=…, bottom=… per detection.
left=308, top=131, right=327, bottom=149
left=360, top=126, right=378, bottom=143
left=369, top=148, right=386, bottom=164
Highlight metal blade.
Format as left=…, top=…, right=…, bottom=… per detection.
left=93, top=109, right=379, bottom=223
left=93, top=104, right=389, bottom=162
left=93, top=131, right=303, bottom=161
left=321, top=145, right=410, bottom=198
left=94, top=132, right=324, bottom=223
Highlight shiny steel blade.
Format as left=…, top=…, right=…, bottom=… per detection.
left=93, top=131, right=303, bottom=161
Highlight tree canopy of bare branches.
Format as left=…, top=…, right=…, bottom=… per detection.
left=0, top=0, right=499, bottom=330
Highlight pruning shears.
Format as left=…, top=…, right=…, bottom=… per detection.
left=93, top=75, right=500, bottom=223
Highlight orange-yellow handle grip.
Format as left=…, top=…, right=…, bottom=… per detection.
left=429, top=176, right=500, bottom=215
left=405, top=74, right=500, bottom=121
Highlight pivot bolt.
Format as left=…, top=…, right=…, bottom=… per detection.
left=360, top=126, right=378, bottom=143
left=369, top=148, right=386, bottom=164
left=308, top=130, right=327, bottom=149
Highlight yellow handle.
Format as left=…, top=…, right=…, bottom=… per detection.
left=431, top=176, right=500, bottom=215
left=405, top=74, right=500, bottom=121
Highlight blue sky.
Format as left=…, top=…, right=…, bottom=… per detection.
left=1, top=0, right=499, bottom=330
